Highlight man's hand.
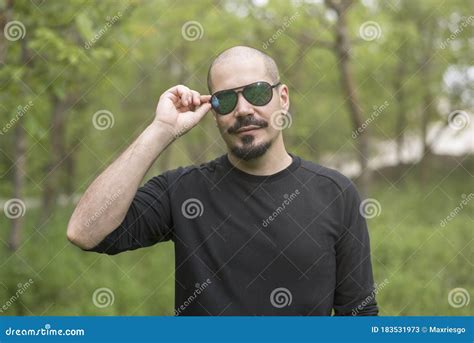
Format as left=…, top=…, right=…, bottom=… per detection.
left=154, top=85, right=212, bottom=138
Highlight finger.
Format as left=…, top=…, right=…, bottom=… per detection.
left=182, top=93, right=189, bottom=107
left=200, top=95, right=211, bottom=103
left=191, top=91, right=201, bottom=106
left=165, top=92, right=179, bottom=103
left=163, top=85, right=188, bottom=106
left=166, top=85, right=188, bottom=98
left=192, top=102, right=212, bottom=121
left=161, top=90, right=179, bottom=104
left=172, top=85, right=192, bottom=106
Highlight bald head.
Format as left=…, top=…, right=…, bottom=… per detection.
left=207, top=46, right=280, bottom=93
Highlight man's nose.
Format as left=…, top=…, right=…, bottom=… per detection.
left=234, top=93, right=254, bottom=117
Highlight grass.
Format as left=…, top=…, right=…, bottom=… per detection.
left=0, top=156, right=472, bottom=316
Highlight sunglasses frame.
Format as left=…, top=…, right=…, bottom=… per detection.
left=211, top=81, right=281, bottom=115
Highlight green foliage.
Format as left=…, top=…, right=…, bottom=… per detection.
left=0, top=0, right=472, bottom=316
left=1, top=0, right=472, bottom=194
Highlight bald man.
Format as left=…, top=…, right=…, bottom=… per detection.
left=67, top=46, right=378, bottom=316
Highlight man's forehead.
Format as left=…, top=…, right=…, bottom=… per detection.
left=210, top=57, right=270, bottom=92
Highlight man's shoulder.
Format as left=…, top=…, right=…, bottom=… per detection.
left=298, top=156, right=354, bottom=193
left=162, top=154, right=226, bottom=183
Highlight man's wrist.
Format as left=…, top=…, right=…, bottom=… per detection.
left=146, top=121, right=176, bottom=145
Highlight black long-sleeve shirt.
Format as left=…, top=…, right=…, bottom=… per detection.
left=85, top=153, right=378, bottom=316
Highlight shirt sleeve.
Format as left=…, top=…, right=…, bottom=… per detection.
left=333, top=181, right=379, bottom=316
left=83, top=173, right=173, bottom=255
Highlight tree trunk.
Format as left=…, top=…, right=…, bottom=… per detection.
left=8, top=39, right=28, bottom=251
left=326, top=0, right=371, bottom=196
left=419, top=88, right=434, bottom=187
left=394, top=56, right=407, bottom=164
left=39, top=94, right=73, bottom=225
left=417, top=20, right=437, bottom=188
left=0, top=0, right=13, bottom=64
left=63, top=138, right=78, bottom=198
left=9, top=123, right=26, bottom=251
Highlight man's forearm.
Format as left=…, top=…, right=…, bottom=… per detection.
left=67, top=123, right=174, bottom=249
left=67, top=83, right=211, bottom=250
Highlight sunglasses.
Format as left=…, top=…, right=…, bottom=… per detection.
left=210, top=81, right=281, bottom=115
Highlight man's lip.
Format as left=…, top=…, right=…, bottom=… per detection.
left=235, top=125, right=262, bottom=133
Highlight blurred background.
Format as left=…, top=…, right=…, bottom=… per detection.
left=0, top=0, right=472, bottom=316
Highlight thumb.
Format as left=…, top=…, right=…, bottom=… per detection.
left=191, top=102, right=212, bottom=122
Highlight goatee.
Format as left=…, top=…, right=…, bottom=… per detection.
left=231, top=135, right=272, bottom=161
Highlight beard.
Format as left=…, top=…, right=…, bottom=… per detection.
left=222, top=115, right=274, bottom=160
left=230, top=134, right=272, bottom=161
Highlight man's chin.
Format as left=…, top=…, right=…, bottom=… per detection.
left=230, top=141, right=272, bottom=161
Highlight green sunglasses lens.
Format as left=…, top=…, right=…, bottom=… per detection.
left=243, top=82, right=272, bottom=106
left=211, top=82, right=277, bottom=115
left=213, top=91, right=237, bottom=115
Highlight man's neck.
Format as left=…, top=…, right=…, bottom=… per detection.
left=227, top=139, right=292, bottom=176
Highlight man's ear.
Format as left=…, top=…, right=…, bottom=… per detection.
left=279, top=84, right=290, bottom=112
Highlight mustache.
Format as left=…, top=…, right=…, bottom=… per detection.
left=227, top=116, right=268, bottom=134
